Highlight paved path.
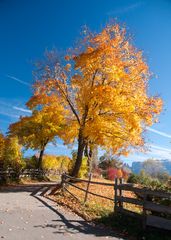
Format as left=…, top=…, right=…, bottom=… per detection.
left=0, top=183, right=124, bottom=240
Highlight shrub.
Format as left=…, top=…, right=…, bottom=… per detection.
left=128, top=171, right=170, bottom=191
left=107, top=168, right=123, bottom=180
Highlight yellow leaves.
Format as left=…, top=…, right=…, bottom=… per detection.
left=64, top=63, right=71, bottom=71
left=86, top=46, right=94, bottom=54
left=0, top=133, right=5, bottom=161
left=122, top=151, right=129, bottom=157
left=64, top=55, right=70, bottom=61
left=9, top=101, right=67, bottom=151
left=3, top=136, right=23, bottom=168
left=27, top=22, right=162, bottom=160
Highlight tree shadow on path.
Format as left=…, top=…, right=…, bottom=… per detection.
left=0, top=183, right=127, bottom=239
left=32, top=193, right=126, bottom=239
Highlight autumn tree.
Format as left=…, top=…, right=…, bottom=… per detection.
left=9, top=103, right=66, bottom=169
left=0, top=132, right=5, bottom=167
left=3, top=136, right=24, bottom=176
left=28, top=23, right=162, bottom=177
left=42, top=154, right=71, bottom=173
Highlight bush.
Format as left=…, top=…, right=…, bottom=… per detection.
left=107, top=168, right=120, bottom=180
left=127, top=171, right=170, bottom=191
left=127, top=173, right=141, bottom=184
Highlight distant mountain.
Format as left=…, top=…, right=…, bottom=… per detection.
left=131, top=162, right=143, bottom=174
left=162, top=160, right=171, bottom=175
left=132, top=159, right=171, bottom=175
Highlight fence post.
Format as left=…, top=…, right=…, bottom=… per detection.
left=61, top=173, right=66, bottom=193
left=84, top=173, right=92, bottom=204
left=114, top=178, right=118, bottom=213
left=142, top=192, right=147, bottom=230
left=119, top=178, right=123, bottom=210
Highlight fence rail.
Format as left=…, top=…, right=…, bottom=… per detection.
left=114, top=179, right=171, bottom=231
left=62, top=174, right=171, bottom=231
left=61, top=173, right=115, bottom=204
left=0, top=168, right=60, bottom=179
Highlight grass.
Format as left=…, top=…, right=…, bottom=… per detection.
left=97, top=213, right=171, bottom=240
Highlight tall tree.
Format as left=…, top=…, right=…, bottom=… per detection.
left=28, top=23, right=162, bottom=177
left=9, top=103, right=66, bottom=169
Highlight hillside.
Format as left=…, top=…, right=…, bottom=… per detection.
left=132, top=159, right=171, bottom=175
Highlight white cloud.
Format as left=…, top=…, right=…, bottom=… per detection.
left=107, top=1, right=144, bottom=15
left=148, top=144, right=171, bottom=160
left=6, top=75, right=31, bottom=87
left=0, top=99, right=31, bottom=118
left=146, top=127, right=171, bottom=139
left=13, top=106, right=32, bottom=113
left=0, top=111, right=19, bottom=119
left=150, top=144, right=171, bottom=153
left=122, top=144, right=171, bottom=166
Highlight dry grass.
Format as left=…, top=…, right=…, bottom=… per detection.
left=50, top=177, right=142, bottom=220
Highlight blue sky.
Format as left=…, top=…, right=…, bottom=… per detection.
left=0, top=0, right=171, bottom=165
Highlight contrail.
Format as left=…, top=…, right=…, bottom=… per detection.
left=13, top=106, right=32, bottom=113
left=147, top=127, right=171, bottom=139
left=6, top=75, right=31, bottom=87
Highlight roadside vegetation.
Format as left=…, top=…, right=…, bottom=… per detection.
left=49, top=174, right=171, bottom=240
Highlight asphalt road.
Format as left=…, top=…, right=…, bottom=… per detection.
left=0, top=183, right=124, bottom=240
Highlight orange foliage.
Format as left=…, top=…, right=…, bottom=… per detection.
left=26, top=23, right=162, bottom=175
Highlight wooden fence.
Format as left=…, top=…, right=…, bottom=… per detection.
left=0, top=168, right=60, bottom=180
left=61, top=173, right=115, bottom=203
left=62, top=174, right=171, bottom=231
left=114, top=178, right=171, bottom=231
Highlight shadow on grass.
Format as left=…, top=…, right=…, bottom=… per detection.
left=96, top=212, right=171, bottom=240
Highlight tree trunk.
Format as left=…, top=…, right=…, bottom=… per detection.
left=37, top=139, right=49, bottom=169
left=71, top=129, right=85, bottom=177
left=38, top=147, right=45, bottom=169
